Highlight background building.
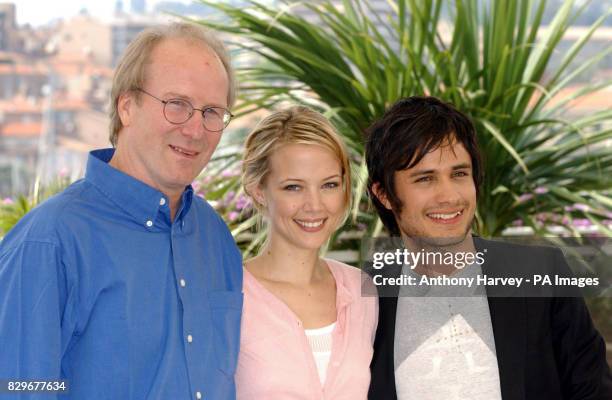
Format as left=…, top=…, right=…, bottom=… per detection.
left=0, top=0, right=611, bottom=198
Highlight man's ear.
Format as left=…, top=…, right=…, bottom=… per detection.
left=372, top=182, right=392, bottom=210
left=117, top=91, right=134, bottom=127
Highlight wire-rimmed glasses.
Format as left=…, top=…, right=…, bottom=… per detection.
left=137, top=88, right=233, bottom=132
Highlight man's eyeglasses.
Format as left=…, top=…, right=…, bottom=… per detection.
left=136, top=88, right=233, bottom=132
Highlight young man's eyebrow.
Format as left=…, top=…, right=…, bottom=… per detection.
left=408, top=169, right=435, bottom=177
left=408, top=163, right=471, bottom=177
left=452, top=163, right=471, bottom=170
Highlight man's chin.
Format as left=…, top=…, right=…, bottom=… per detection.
left=409, top=232, right=471, bottom=250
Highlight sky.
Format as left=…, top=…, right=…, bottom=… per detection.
left=12, top=0, right=191, bottom=26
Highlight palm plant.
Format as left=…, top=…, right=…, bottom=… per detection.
left=192, top=0, right=612, bottom=255
left=0, top=177, right=69, bottom=236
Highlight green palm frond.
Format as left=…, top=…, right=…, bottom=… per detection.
left=191, top=0, right=612, bottom=255
left=0, top=177, right=70, bottom=236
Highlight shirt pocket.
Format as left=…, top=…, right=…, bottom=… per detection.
left=207, top=290, right=243, bottom=376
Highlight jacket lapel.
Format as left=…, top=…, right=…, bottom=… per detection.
left=487, top=296, right=527, bottom=400
left=369, top=261, right=402, bottom=400
left=477, top=238, right=527, bottom=400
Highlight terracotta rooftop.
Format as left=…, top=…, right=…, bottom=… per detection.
left=1, top=121, right=42, bottom=137
left=0, top=96, right=91, bottom=113
left=0, top=99, right=42, bottom=113
left=546, top=86, right=612, bottom=112
left=0, top=64, right=47, bottom=75
left=52, top=98, right=89, bottom=111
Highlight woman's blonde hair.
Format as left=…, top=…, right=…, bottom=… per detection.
left=109, top=22, right=235, bottom=146
left=242, top=105, right=352, bottom=226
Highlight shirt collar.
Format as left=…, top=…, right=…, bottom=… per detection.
left=326, top=259, right=355, bottom=311
left=85, top=148, right=194, bottom=226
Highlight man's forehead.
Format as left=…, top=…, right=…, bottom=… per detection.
left=149, top=37, right=219, bottom=66
left=409, top=139, right=472, bottom=170
left=144, top=38, right=228, bottom=106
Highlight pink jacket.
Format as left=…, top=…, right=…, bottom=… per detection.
left=236, top=259, right=378, bottom=399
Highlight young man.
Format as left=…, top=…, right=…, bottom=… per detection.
left=0, top=23, right=242, bottom=399
left=365, top=96, right=611, bottom=399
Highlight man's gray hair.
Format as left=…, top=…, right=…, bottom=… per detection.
left=108, top=22, right=235, bottom=146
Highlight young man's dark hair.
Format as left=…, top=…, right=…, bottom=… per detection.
left=365, top=96, right=483, bottom=235
left=365, top=96, right=612, bottom=400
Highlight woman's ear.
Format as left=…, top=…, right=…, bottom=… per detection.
left=372, top=182, right=392, bottom=210
left=247, top=184, right=266, bottom=208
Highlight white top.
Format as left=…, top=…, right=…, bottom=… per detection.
left=394, top=264, right=502, bottom=400
left=304, top=322, right=336, bottom=384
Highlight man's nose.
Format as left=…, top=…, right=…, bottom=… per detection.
left=180, top=111, right=207, bottom=139
left=434, top=178, right=462, bottom=205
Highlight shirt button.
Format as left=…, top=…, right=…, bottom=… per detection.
left=195, top=391, right=202, bottom=400
left=180, top=279, right=186, bottom=288
left=145, top=220, right=153, bottom=227
left=187, top=334, right=193, bottom=343
left=159, top=197, right=166, bottom=206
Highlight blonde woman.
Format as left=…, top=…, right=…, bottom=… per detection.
left=236, top=106, right=378, bottom=399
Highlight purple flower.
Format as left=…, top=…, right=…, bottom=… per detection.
left=548, top=214, right=559, bottom=223
left=235, top=195, right=252, bottom=211
left=534, top=187, right=548, bottom=194
left=573, top=203, right=590, bottom=212
left=517, top=193, right=533, bottom=203
left=572, top=218, right=592, bottom=227
left=511, top=219, right=523, bottom=226
left=2, top=197, right=14, bottom=205
left=228, top=211, right=239, bottom=221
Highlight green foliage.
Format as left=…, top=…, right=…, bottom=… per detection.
left=192, top=0, right=612, bottom=254
left=0, top=196, right=33, bottom=236
left=0, top=178, right=70, bottom=236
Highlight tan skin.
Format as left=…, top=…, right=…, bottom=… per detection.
left=246, top=143, right=346, bottom=329
left=111, top=37, right=229, bottom=221
left=246, top=255, right=337, bottom=329
left=374, top=138, right=477, bottom=277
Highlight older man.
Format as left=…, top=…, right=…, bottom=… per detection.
left=0, top=23, right=242, bottom=399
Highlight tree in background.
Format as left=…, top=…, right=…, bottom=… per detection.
left=193, top=0, right=612, bottom=256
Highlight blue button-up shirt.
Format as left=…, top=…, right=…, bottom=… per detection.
left=0, top=149, right=243, bottom=399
